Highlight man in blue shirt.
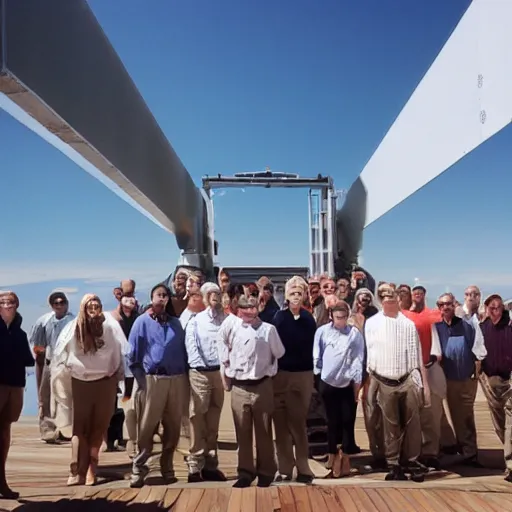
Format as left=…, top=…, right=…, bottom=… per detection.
left=128, top=284, right=188, bottom=488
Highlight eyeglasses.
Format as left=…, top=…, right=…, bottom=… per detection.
left=438, top=302, right=453, bottom=307
left=0, top=301, right=15, bottom=307
left=52, top=300, right=67, bottom=306
left=86, top=303, right=101, bottom=310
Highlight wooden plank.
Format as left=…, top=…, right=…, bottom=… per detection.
left=128, top=485, right=153, bottom=504
left=417, top=489, right=456, bottom=511
left=333, top=487, right=359, bottom=512
left=162, top=488, right=182, bottom=509
left=399, top=489, right=437, bottom=512
left=432, top=490, right=461, bottom=511
left=227, top=488, right=243, bottom=512
left=306, top=485, right=326, bottom=510
left=365, top=487, right=392, bottom=511
left=315, top=487, right=341, bottom=512
left=174, top=488, right=205, bottom=512
left=256, top=487, right=275, bottom=512
left=216, top=488, right=232, bottom=512
left=278, top=486, right=297, bottom=512
left=291, top=486, right=311, bottom=512
left=485, top=492, right=512, bottom=510
left=353, top=487, right=379, bottom=511
left=111, top=487, right=139, bottom=503
left=375, top=488, right=415, bottom=511
left=196, top=489, right=218, bottom=512
left=240, top=487, right=256, bottom=512
left=269, top=486, right=281, bottom=511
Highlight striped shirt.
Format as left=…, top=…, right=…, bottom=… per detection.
left=365, top=311, right=422, bottom=380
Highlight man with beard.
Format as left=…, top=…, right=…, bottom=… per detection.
left=128, top=284, right=188, bottom=487
left=271, top=277, right=316, bottom=483
left=184, top=283, right=227, bottom=483
left=218, top=295, right=285, bottom=488
left=110, top=295, right=139, bottom=455
left=402, top=286, right=444, bottom=470
left=478, top=294, right=512, bottom=482
left=30, top=291, right=74, bottom=443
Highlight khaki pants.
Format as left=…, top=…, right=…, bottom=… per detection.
left=375, top=373, right=422, bottom=467
left=272, top=370, right=314, bottom=477
left=38, top=363, right=59, bottom=440
left=446, top=378, right=478, bottom=459
left=362, top=376, right=385, bottom=460
left=187, top=369, right=224, bottom=474
left=70, top=376, right=118, bottom=477
left=420, top=363, right=446, bottom=458
left=480, top=373, right=512, bottom=470
left=231, top=377, right=276, bottom=480
left=132, top=374, right=187, bottom=478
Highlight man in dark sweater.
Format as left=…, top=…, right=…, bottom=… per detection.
left=271, top=276, right=317, bottom=483
left=0, top=291, right=35, bottom=499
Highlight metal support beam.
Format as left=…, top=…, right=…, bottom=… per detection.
left=0, top=0, right=201, bottom=250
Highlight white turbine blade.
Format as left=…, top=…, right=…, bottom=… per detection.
left=361, top=0, right=512, bottom=227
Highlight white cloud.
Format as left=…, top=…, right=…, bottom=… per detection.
left=0, top=261, right=174, bottom=289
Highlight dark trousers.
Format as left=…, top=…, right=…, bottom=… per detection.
left=319, top=380, right=356, bottom=454
left=107, top=391, right=125, bottom=445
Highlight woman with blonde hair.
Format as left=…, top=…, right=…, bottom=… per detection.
left=53, top=294, right=128, bottom=486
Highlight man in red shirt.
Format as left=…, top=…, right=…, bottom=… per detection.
left=402, top=286, right=444, bottom=470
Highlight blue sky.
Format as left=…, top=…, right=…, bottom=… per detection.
left=1, top=0, right=510, bottom=414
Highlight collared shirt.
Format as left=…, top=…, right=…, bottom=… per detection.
left=313, top=323, right=364, bottom=388
left=456, top=304, right=487, bottom=360
left=431, top=315, right=478, bottom=381
left=365, top=311, right=423, bottom=380
left=180, top=308, right=196, bottom=330
left=128, top=312, right=187, bottom=376
left=53, top=312, right=128, bottom=382
left=219, top=317, right=285, bottom=380
left=29, top=311, right=75, bottom=361
left=185, top=307, right=226, bottom=369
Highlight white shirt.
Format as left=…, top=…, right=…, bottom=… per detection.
left=455, top=304, right=487, bottom=360
left=53, top=312, right=128, bottom=382
left=218, top=316, right=285, bottom=380
left=365, top=311, right=422, bottom=380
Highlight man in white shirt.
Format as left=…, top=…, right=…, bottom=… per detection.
left=365, top=285, right=430, bottom=482
left=29, top=292, right=74, bottom=443
left=185, top=283, right=227, bottom=483
left=218, top=295, right=285, bottom=488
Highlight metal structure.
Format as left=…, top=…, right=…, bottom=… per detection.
left=202, top=170, right=338, bottom=276
left=2, top=0, right=510, bottom=282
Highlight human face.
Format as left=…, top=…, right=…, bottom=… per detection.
left=437, top=295, right=455, bottom=319
left=51, top=297, right=68, bottom=317
left=208, top=291, right=221, bottom=309
left=121, top=296, right=136, bottom=311
left=337, top=279, right=350, bottom=298
left=0, top=295, right=17, bottom=322
left=411, top=289, right=425, bottom=307
left=331, top=309, right=348, bottom=329
left=188, top=279, right=201, bottom=295
left=288, top=288, right=304, bottom=308
left=152, top=286, right=170, bottom=310
left=309, top=284, right=320, bottom=303
left=85, top=299, right=102, bottom=319
left=321, top=279, right=336, bottom=297
left=464, top=286, right=481, bottom=309
left=219, top=272, right=230, bottom=293
left=381, top=295, right=399, bottom=316
left=358, top=293, right=371, bottom=309
left=113, top=288, right=123, bottom=301
left=239, top=306, right=258, bottom=323
left=488, top=298, right=503, bottom=323
left=174, top=271, right=188, bottom=294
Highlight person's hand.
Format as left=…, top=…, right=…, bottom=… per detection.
left=474, top=360, right=482, bottom=378
left=353, top=384, right=361, bottom=403
left=360, top=382, right=369, bottom=402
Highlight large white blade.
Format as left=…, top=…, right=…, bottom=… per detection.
left=361, top=0, right=512, bottom=226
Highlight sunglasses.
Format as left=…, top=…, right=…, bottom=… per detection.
left=438, top=302, right=453, bottom=307
left=53, top=300, right=67, bottom=306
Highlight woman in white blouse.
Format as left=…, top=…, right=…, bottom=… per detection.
left=53, top=294, right=128, bottom=486
left=313, top=300, right=365, bottom=478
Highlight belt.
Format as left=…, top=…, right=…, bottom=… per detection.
left=191, top=365, right=220, bottom=372
left=372, top=372, right=409, bottom=387
left=232, top=376, right=268, bottom=387
left=148, top=368, right=171, bottom=376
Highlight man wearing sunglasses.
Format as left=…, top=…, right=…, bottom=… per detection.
left=29, top=292, right=74, bottom=443
left=431, top=293, right=486, bottom=468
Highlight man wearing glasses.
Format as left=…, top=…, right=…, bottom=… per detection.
left=431, top=293, right=487, bottom=467
left=29, top=292, right=74, bottom=443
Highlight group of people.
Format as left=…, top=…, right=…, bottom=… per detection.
left=0, top=268, right=512, bottom=500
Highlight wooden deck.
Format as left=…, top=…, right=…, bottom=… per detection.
left=4, top=395, right=512, bottom=511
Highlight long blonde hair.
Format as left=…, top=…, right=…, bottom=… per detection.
left=75, top=294, right=105, bottom=354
